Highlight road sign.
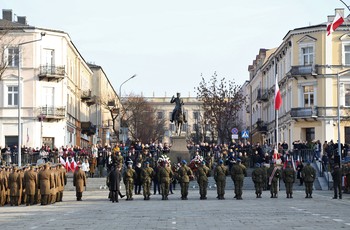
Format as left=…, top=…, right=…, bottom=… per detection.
left=241, top=130, right=249, bottom=139
left=231, top=134, right=239, bottom=140
left=231, top=128, right=238, bottom=134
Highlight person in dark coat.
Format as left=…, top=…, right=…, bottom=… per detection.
left=332, top=164, right=343, bottom=199
left=134, top=163, right=142, bottom=195
left=108, top=164, right=122, bottom=203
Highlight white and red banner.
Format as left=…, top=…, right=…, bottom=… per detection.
left=274, top=77, right=282, bottom=110
left=327, top=13, right=344, bottom=36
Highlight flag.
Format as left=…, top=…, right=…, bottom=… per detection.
left=327, top=13, right=344, bottom=36
left=60, top=156, right=65, bottom=166
left=274, top=77, right=282, bottom=110
left=65, top=157, right=71, bottom=172
left=26, top=128, right=29, bottom=143
left=71, top=157, right=77, bottom=172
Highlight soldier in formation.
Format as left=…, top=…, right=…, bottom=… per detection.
left=267, top=161, right=281, bottom=198
left=301, top=161, right=316, bottom=198
left=195, top=161, right=210, bottom=200
left=214, top=159, right=229, bottom=200
left=141, top=161, right=154, bottom=200
left=158, top=161, right=173, bottom=200
left=252, top=163, right=265, bottom=198
left=177, top=160, right=193, bottom=200
left=282, top=162, right=295, bottom=198
left=73, top=164, right=86, bottom=201
left=230, top=159, right=247, bottom=200
left=123, top=161, right=136, bottom=201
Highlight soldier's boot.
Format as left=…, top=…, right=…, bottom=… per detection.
left=270, top=194, right=273, bottom=198
left=287, top=194, right=290, bottom=198
left=309, top=194, right=312, bottom=198
left=256, top=193, right=259, bottom=198
left=162, top=195, right=165, bottom=200
left=274, top=193, right=278, bottom=198
left=290, top=193, right=293, bottom=198
left=259, top=193, right=262, bottom=198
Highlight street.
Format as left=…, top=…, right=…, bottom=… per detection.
left=0, top=189, right=349, bottom=230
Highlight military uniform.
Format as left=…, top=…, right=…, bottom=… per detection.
left=252, top=163, right=265, bottom=198
left=267, top=163, right=281, bottom=198
left=345, top=163, right=350, bottom=193
left=123, top=164, right=136, bottom=200
left=0, top=167, right=8, bottom=206
left=73, top=166, right=86, bottom=201
left=195, top=161, right=210, bottom=199
left=23, top=166, right=37, bottom=206
left=282, top=163, right=295, bottom=198
left=230, top=160, right=247, bottom=200
left=8, top=167, right=22, bottom=206
left=177, top=161, right=193, bottom=200
left=331, top=165, right=343, bottom=199
left=214, top=160, right=229, bottom=200
left=141, top=162, right=154, bottom=200
left=38, top=164, right=53, bottom=205
left=158, top=163, right=173, bottom=200
left=301, top=162, right=316, bottom=198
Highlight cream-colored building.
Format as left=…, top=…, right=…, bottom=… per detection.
left=247, top=8, right=350, bottom=147
left=0, top=10, right=117, bottom=149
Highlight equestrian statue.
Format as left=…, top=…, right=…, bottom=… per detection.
left=170, top=92, right=187, bottom=136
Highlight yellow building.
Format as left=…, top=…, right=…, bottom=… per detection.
left=247, top=8, right=350, bottom=147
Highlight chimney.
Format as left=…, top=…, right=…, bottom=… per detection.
left=2, top=9, right=13, bottom=21
left=335, top=8, right=344, bottom=18
left=17, top=16, right=27, bottom=25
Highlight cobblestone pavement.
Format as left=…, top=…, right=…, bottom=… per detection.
left=1, top=188, right=349, bottom=230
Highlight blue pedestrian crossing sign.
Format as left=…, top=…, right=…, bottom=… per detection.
left=241, top=130, right=249, bottom=139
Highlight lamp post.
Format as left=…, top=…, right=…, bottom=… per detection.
left=118, top=74, right=136, bottom=143
left=17, top=32, right=45, bottom=167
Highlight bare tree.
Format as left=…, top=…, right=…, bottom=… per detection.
left=121, top=95, right=166, bottom=143
left=195, top=72, right=246, bottom=144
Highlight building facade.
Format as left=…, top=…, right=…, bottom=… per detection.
left=247, top=8, right=350, bottom=148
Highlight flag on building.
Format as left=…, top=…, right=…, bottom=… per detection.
left=327, top=13, right=344, bottom=35
left=274, top=77, right=282, bottom=110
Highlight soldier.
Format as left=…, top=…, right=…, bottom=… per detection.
left=38, top=163, right=53, bottom=205
left=0, top=166, right=8, bottom=206
left=195, top=161, right=210, bottom=200
left=345, top=162, right=350, bottom=194
left=23, top=165, right=37, bottom=206
left=214, top=159, right=229, bottom=200
left=177, top=160, right=193, bottom=200
left=141, top=161, right=154, bottom=200
left=332, top=164, right=343, bottom=199
left=158, top=161, right=173, bottom=200
left=301, top=160, right=316, bottom=198
left=252, top=163, right=264, bottom=198
left=267, top=161, right=281, bottom=198
left=50, top=165, right=58, bottom=204
left=8, top=166, right=22, bottom=206
left=230, top=158, right=247, bottom=200
left=115, top=151, right=124, bottom=168
left=108, top=164, right=122, bottom=203
left=123, top=162, right=136, bottom=201
left=282, top=162, right=295, bottom=198
left=89, top=156, right=97, bottom=178
left=73, top=164, right=86, bottom=201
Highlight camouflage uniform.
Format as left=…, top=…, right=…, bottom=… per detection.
left=195, top=162, right=210, bottom=199
left=267, top=164, right=281, bottom=198
left=282, top=163, right=295, bottom=198
left=214, top=160, right=229, bottom=200
left=141, top=162, right=154, bottom=200
left=301, top=162, right=316, bottom=198
left=123, top=164, right=136, bottom=200
left=158, top=164, right=173, bottom=200
left=177, top=161, right=193, bottom=200
left=230, top=160, right=247, bottom=200
left=252, top=164, right=265, bottom=198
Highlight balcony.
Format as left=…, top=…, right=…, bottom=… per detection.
left=81, top=90, right=95, bottom=106
left=252, top=119, right=268, bottom=133
left=289, top=65, right=317, bottom=76
left=290, top=107, right=317, bottom=119
left=38, top=106, right=66, bottom=120
left=81, top=121, right=96, bottom=136
left=257, top=88, right=269, bottom=103
left=38, top=65, right=65, bottom=82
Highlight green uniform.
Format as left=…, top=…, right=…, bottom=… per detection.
left=214, top=164, right=229, bottom=199
left=282, top=165, right=295, bottom=198
left=267, top=165, right=281, bottom=198
left=177, top=165, right=193, bottom=200
left=123, top=167, right=136, bottom=200
left=195, top=164, right=210, bottom=199
left=345, top=164, right=350, bottom=193
left=141, top=166, right=154, bottom=200
left=252, top=167, right=265, bottom=198
left=230, top=162, right=247, bottom=200
left=301, top=163, right=316, bottom=198
left=158, top=166, right=173, bottom=200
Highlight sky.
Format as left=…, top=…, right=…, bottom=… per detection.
left=0, top=0, right=347, bottom=97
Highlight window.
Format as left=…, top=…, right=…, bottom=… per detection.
left=192, top=123, right=199, bottom=132
left=8, top=86, right=18, bottom=106
left=345, top=84, right=350, bottom=106
left=302, top=47, right=313, bottom=65
left=157, top=111, right=164, bottom=120
left=305, top=128, right=315, bottom=142
left=7, top=47, right=19, bottom=67
left=193, top=111, right=199, bottom=120
left=345, top=45, right=350, bottom=65
left=303, top=85, right=314, bottom=107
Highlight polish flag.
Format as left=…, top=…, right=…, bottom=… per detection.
left=274, top=77, right=282, bottom=110
left=71, top=157, right=77, bottom=172
left=65, top=157, right=71, bottom=172
left=60, top=156, right=65, bottom=166
left=327, top=13, right=344, bottom=36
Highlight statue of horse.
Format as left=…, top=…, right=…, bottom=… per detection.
left=174, top=109, right=183, bottom=136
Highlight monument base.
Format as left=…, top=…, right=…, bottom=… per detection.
left=169, top=136, right=190, bottom=164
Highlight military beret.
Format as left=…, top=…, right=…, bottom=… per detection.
left=182, top=160, right=187, bottom=164
left=218, top=159, right=223, bottom=164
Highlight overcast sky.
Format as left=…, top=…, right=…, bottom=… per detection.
left=0, top=0, right=346, bottom=97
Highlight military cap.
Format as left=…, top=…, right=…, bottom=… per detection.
left=181, top=160, right=187, bottom=164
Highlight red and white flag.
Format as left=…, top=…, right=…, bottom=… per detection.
left=71, top=157, right=77, bottom=172
left=65, top=157, right=71, bottom=172
left=327, top=13, right=344, bottom=36
left=60, top=156, right=65, bottom=165
left=274, top=77, right=282, bottom=110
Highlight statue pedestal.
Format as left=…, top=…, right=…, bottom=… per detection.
left=170, top=136, right=190, bottom=164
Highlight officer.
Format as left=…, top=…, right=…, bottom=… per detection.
left=195, top=161, right=210, bottom=200
left=9, top=166, right=21, bottom=206
left=282, top=162, right=295, bottom=198
left=267, top=161, right=281, bottom=198
left=141, top=161, right=154, bottom=200
left=214, top=159, right=229, bottom=200
left=177, top=160, right=193, bottom=200
left=38, top=163, right=53, bottom=205
left=0, top=166, right=7, bottom=206
left=73, top=164, right=86, bottom=201
left=301, top=160, right=316, bottom=198
left=332, top=164, right=343, bottom=199
left=23, top=165, right=37, bottom=206
left=252, top=163, right=264, bottom=198
left=158, top=161, right=173, bottom=200
left=230, top=158, right=247, bottom=200
left=123, top=161, right=136, bottom=201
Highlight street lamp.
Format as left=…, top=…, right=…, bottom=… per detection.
left=118, top=74, right=136, bottom=143
left=17, top=32, right=45, bottom=167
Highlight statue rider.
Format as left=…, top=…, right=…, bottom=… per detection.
left=170, top=92, right=187, bottom=123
